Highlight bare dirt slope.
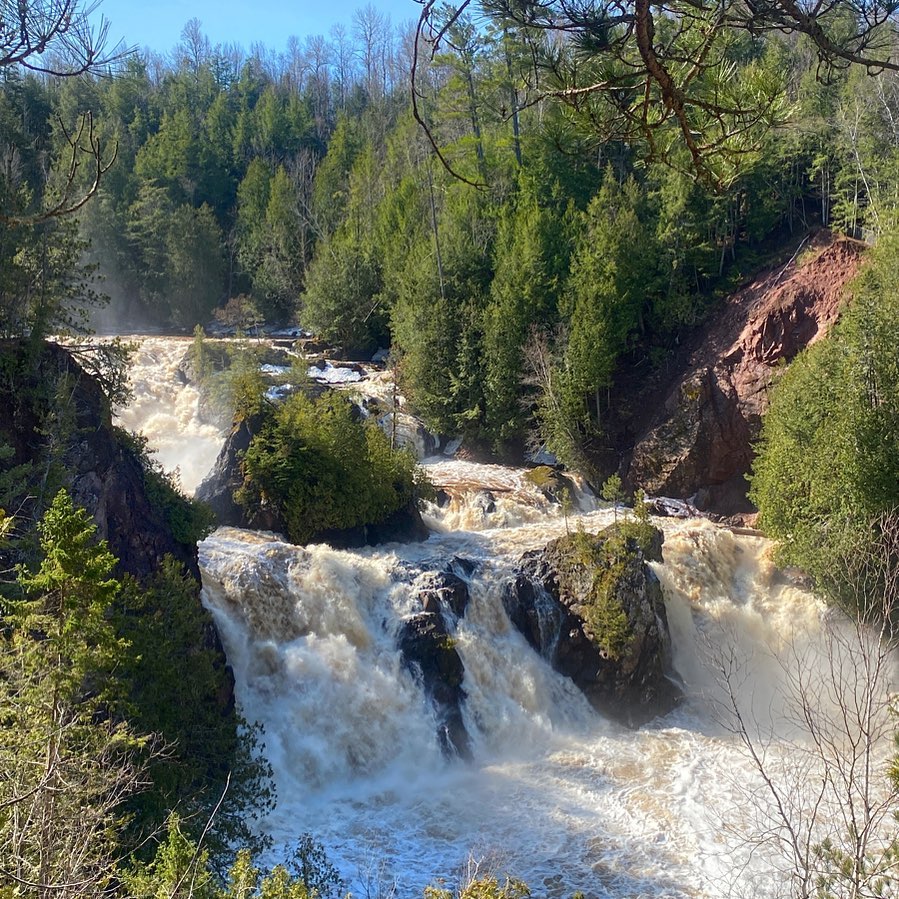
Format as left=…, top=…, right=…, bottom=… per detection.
left=625, top=230, right=866, bottom=518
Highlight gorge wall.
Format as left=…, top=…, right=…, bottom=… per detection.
left=624, top=231, right=866, bottom=518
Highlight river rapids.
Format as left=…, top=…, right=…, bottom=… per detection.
left=118, top=336, right=899, bottom=899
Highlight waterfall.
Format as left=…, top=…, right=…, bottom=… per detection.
left=113, top=336, right=224, bottom=494
left=198, top=510, right=897, bottom=898
left=117, top=336, right=898, bottom=899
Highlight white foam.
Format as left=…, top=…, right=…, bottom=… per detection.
left=199, top=515, right=899, bottom=898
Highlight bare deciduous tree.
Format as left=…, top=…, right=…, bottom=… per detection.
left=0, top=1, right=131, bottom=225
left=712, top=513, right=899, bottom=898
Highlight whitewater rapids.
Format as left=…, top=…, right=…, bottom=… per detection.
left=199, top=511, right=897, bottom=899
left=117, top=336, right=898, bottom=899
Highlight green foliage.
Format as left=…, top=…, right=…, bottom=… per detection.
left=600, top=474, right=624, bottom=505
left=0, top=215, right=108, bottom=340
left=14, top=489, right=124, bottom=700
left=483, top=170, right=574, bottom=447
left=220, top=345, right=268, bottom=421
left=238, top=391, right=422, bottom=544
left=558, top=520, right=660, bottom=660
left=284, top=834, right=344, bottom=899
left=116, top=559, right=274, bottom=862
left=127, top=188, right=226, bottom=327
left=750, top=229, right=899, bottom=609
left=0, top=490, right=145, bottom=896
left=0, top=487, right=273, bottom=883
left=117, top=428, right=215, bottom=547
left=237, top=162, right=306, bottom=321
left=301, top=232, right=384, bottom=355
left=633, top=488, right=650, bottom=522
left=425, top=876, right=530, bottom=899
left=391, top=181, right=495, bottom=440
left=561, top=171, right=660, bottom=434
left=128, top=822, right=343, bottom=899
left=124, top=813, right=218, bottom=899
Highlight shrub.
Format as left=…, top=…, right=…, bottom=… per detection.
left=237, top=392, right=423, bottom=544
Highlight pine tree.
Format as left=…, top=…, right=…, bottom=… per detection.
left=0, top=490, right=147, bottom=899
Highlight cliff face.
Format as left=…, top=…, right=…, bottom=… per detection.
left=626, top=232, right=865, bottom=517
left=0, top=340, right=199, bottom=580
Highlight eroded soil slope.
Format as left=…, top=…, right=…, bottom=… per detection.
left=626, top=231, right=865, bottom=517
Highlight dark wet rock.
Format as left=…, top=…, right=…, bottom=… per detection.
left=313, top=500, right=429, bottom=548
left=398, top=612, right=470, bottom=759
left=196, top=413, right=266, bottom=529
left=474, top=491, right=496, bottom=516
left=504, top=521, right=679, bottom=726
left=450, top=556, right=478, bottom=578
left=413, top=570, right=470, bottom=619
left=522, top=465, right=577, bottom=505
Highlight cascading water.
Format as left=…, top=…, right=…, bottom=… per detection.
left=119, top=337, right=899, bottom=899
left=114, top=336, right=225, bottom=494
left=198, top=512, right=897, bottom=899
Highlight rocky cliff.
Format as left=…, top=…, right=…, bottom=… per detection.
left=626, top=231, right=865, bottom=518
left=0, top=340, right=200, bottom=579
left=0, top=339, right=233, bottom=709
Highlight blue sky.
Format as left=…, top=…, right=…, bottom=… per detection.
left=94, top=0, right=420, bottom=56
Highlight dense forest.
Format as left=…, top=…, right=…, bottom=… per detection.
left=4, top=0, right=899, bottom=895
left=4, top=1, right=899, bottom=477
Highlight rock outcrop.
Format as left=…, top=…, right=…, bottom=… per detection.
left=196, top=411, right=430, bottom=548
left=196, top=413, right=266, bottom=529
left=627, top=232, right=865, bottom=517
left=399, top=612, right=470, bottom=758
left=397, top=563, right=475, bottom=758
left=0, top=340, right=199, bottom=580
left=504, top=521, right=679, bottom=725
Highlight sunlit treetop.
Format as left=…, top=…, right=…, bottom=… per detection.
left=413, top=0, right=899, bottom=185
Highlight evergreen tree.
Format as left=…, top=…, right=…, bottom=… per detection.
left=483, top=170, right=574, bottom=449
left=0, top=490, right=146, bottom=897
left=750, top=229, right=899, bottom=608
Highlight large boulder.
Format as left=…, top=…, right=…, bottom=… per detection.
left=196, top=411, right=430, bottom=548
left=412, top=570, right=470, bottom=618
left=504, top=521, right=679, bottom=726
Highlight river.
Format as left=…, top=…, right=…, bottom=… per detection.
left=118, top=335, right=898, bottom=899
